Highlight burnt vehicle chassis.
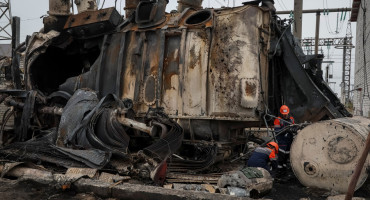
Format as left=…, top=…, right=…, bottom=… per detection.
left=0, top=0, right=350, bottom=185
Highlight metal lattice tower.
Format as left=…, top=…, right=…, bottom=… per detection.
left=0, top=0, right=11, bottom=41
left=341, top=21, right=353, bottom=104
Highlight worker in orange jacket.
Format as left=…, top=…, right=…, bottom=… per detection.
left=247, top=142, right=279, bottom=175
left=274, top=105, right=295, bottom=172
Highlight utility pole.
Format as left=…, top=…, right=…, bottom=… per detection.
left=315, top=11, right=320, bottom=54
left=11, top=16, right=21, bottom=89
left=293, top=0, right=303, bottom=41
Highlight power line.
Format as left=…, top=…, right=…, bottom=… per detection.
left=279, top=0, right=288, bottom=10
left=276, top=0, right=287, bottom=11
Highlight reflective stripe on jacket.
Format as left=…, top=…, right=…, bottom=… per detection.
left=247, top=147, right=277, bottom=170
left=274, top=116, right=294, bottom=133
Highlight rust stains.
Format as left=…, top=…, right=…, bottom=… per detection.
left=244, top=80, right=257, bottom=97
left=188, top=46, right=200, bottom=69
left=64, top=7, right=116, bottom=29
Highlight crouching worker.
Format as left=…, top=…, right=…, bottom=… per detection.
left=247, top=142, right=279, bottom=176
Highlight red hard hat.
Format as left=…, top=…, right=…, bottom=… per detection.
left=267, top=141, right=279, bottom=152
left=280, top=105, right=290, bottom=115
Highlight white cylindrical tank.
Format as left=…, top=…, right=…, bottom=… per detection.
left=290, top=116, right=370, bottom=193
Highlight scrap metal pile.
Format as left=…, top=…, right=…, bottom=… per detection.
left=0, top=89, right=183, bottom=183
left=0, top=0, right=368, bottom=199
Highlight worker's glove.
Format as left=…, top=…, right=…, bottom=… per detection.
left=288, top=125, right=299, bottom=133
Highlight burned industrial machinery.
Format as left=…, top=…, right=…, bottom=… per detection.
left=0, top=0, right=367, bottom=195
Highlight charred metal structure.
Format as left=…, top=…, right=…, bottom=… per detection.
left=0, top=0, right=355, bottom=189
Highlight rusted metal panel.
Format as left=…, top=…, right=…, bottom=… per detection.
left=98, top=33, right=123, bottom=96
left=139, top=31, right=163, bottom=111
left=182, top=30, right=209, bottom=116
left=24, top=31, right=61, bottom=91
left=161, top=34, right=181, bottom=115
left=241, top=78, right=259, bottom=108
left=64, top=7, right=121, bottom=39
left=208, top=6, right=268, bottom=120
left=121, top=32, right=142, bottom=102
left=64, top=7, right=119, bottom=29
left=118, top=6, right=270, bottom=121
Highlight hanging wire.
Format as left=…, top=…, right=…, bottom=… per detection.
left=101, top=0, right=106, bottom=9
left=275, top=0, right=284, bottom=11
left=323, top=0, right=335, bottom=34
left=323, top=0, right=346, bottom=35
left=279, top=0, right=288, bottom=10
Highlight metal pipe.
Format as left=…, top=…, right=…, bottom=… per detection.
left=152, top=121, right=168, bottom=138
left=345, top=128, right=370, bottom=200
left=38, top=106, right=63, bottom=115
left=116, top=115, right=154, bottom=135
left=4, top=98, right=24, bottom=109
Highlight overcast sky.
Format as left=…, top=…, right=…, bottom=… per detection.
left=6, top=0, right=356, bottom=97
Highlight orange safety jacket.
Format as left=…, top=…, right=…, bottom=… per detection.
left=274, top=116, right=294, bottom=133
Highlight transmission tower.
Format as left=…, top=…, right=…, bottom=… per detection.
left=339, top=21, right=353, bottom=104
left=0, top=0, right=12, bottom=42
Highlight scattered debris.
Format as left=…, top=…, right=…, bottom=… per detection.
left=218, top=167, right=273, bottom=198
left=0, top=0, right=367, bottom=199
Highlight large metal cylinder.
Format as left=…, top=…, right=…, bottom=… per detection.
left=178, top=0, right=203, bottom=12
left=48, top=0, right=71, bottom=16
left=290, top=116, right=370, bottom=193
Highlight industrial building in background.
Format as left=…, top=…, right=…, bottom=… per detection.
left=352, top=0, right=370, bottom=117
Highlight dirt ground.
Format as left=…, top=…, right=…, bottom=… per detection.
left=0, top=178, right=109, bottom=200
left=265, top=170, right=370, bottom=200
left=0, top=171, right=369, bottom=200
